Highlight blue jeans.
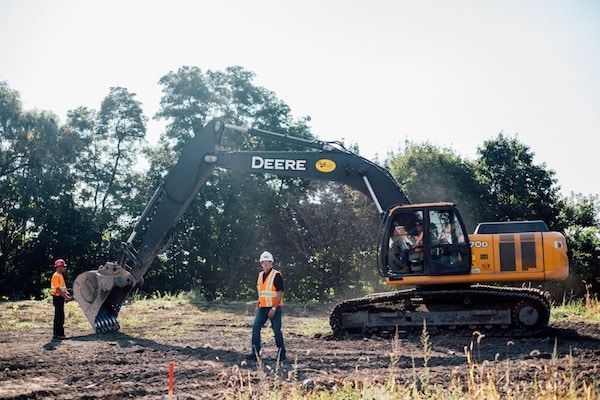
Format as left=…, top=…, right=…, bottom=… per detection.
left=251, top=307, right=286, bottom=359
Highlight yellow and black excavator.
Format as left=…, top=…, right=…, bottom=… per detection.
left=73, top=119, right=569, bottom=336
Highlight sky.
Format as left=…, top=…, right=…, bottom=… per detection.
left=1, top=0, right=599, bottom=197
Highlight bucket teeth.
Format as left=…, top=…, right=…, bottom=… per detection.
left=94, top=315, right=120, bottom=333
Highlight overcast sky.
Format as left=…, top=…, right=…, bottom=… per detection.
left=1, top=0, right=598, bottom=197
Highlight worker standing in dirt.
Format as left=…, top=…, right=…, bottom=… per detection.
left=247, top=251, right=287, bottom=362
left=50, top=259, right=73, bottom=340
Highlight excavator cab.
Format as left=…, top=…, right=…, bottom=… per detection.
left=379, top=203, right=471, bottom=279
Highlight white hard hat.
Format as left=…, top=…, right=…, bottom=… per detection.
left=259, top=251, right=274, bottom=262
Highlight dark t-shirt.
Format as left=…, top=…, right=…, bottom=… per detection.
left=262, top=268, right=284, bottom=291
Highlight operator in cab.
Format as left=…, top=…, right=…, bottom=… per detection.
left=389, top=218, right=425, bottom=273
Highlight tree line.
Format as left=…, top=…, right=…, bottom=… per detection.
left=1, top=65, right=598, bottom=302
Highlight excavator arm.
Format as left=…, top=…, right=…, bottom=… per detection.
left=73, top=119, right=410, bottom=332
left=74, top=119, right=223, bottom=332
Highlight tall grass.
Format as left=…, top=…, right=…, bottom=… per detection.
left=224, top=328, right=599, bottom=400
left=223, top=297, right=600, bottom=400
left=552, top=284, right=600, bottom=322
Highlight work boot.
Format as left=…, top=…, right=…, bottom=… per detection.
left=277, top=349, right=287, bottom=362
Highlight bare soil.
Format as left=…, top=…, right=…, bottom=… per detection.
left=1, top=300, right=599, bottom=399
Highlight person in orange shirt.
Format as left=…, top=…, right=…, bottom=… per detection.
left=414, top=220, right=424, bottom=250
left=51, top=259, right=73, bottom=340
left=246, top=251, right=287, bottom=362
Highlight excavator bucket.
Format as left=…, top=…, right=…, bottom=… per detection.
left=73, top=262, right=134, bottom=333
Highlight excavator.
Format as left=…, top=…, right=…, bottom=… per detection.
left=73, top=119, right=569, bottom=337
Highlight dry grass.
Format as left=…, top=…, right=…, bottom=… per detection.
left=2, top=291, right=599, bottom=399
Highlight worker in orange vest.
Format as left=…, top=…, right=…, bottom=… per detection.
left=246, top=251, right=287, bottom=362
left=50, top=259, right=73, bottom=340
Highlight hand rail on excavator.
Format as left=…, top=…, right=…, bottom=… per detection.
left=224, top=123, right=341, bottom=152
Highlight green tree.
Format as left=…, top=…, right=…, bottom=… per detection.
left=387, top=141, right=488, bottom=231
left=63, top=89, right=149, bottom=279
left=556, top=194, right=600, bottom=295
left=64, top=107, right=120, bottom=275
left=66, top=107, right=99, bottom=208
left=560, top=193, right=600, bottom=227
left=144, top=66, right=314, bottom=299
left=95, top=87, right=147, bottom=215
left=0, top=82, right=86, bottom=297
left=155, top=65, right=213, bottom=146
left=280, top=182, right=382, bottom=302
left=475, top=132, right=562, bottom=229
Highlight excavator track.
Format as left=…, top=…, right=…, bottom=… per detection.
left=329, top=285, right=551, bottom=338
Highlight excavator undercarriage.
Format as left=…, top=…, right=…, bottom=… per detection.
left=329, top=285, right=550, bottom=337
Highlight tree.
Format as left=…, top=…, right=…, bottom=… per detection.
left=145, top=65, right=315, bottom=299
left=280, top=182, right=382, bottom=302
left=475, top=132, right=562, bottom=229
left=387, top=141, right=488, bottom=231
left=560, top=193, right=600, bottom=228
left=554, top=193, right=600, bottom=296
left=0, top=82, right=85, bottom=297
left=95, top=87, right=147, bottom=215
left=66, top=107, right=101, bottom=207
left=64, top=91, right=150, bottom=281
left=155, top=66, right=214, bottom=146
left=0, top=81, right=23, bottom=174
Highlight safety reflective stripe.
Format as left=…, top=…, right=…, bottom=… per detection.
left=257, top=269, right=283, bottom=307
left=262, top=270, right=277, bottom=297
left=50, top=273, right=67, bottom=296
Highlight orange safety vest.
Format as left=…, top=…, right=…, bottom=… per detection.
left=257, top=268, right=283, bottom=308
left=51, top=272, right=67, bottom=296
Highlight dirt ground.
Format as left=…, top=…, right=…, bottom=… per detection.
left=1, top=300, right=599, bottom=399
